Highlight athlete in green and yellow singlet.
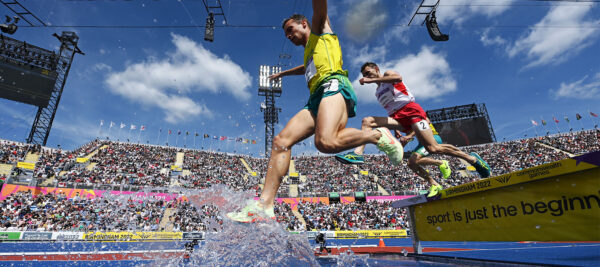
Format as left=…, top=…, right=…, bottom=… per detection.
left=226, top=0, right=404, bottom=223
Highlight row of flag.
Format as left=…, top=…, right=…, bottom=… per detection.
left=99, top=121, right=146, bottom=131
left=531, top=111, right=598, bottom=126
left=98, top=121, right=258, bottom=144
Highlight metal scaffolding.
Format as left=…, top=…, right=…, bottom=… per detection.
left=27, top=32, right=83, bottom=145
left=258, top=65, right=282, bottom=158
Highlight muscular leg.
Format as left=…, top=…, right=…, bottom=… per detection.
left=353, top=116, right=404, bottom=155
left=415, top=156, right=443, bottom=167
left=259, top=109, right=315, bottom=208
left=313, top=94, right=382, bottom=154
left=411, top=123, right=477, bottom=164
left=407, top=153, right=439, bottom=186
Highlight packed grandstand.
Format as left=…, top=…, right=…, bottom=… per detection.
left=0, top=129, right=598, bottom=232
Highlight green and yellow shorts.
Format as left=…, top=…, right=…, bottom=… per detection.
left=304, top=74, right=357, bottom=118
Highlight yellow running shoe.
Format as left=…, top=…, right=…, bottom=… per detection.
left=427, top=184, right=443, bottom=197
left=375, top=127, right=404, bottom=165
left=439, top=160, right=451, bottom=179
left=226, top=201, right=275, bottom=223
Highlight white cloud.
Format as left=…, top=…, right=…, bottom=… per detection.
left=346, top=44, right=387, bottom=68
left=507, top=4, right=599, bottom=68
left=105, top=33, right=252, bottom=123
left=351, top=46, right=456, bottom=104
left=435, top=0, right=516, bottom=25
left=343, top=0, right=387, bottom=43
left=552, top=72, right=600, bottom=99
left=480, top=28, right=507, bottom=47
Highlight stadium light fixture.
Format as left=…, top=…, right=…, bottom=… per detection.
left=259, top=65, right=281, bottom=91
left=0, top=15, right=19, bottom=34
left=204, top=12, right=215, bottom=42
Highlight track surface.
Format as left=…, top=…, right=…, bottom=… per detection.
left=1, top=238, right=598, bottom=266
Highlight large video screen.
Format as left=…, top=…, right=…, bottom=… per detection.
left=432, top=117, right=493, bottom=147
left=0, top=59, right=57, bottom=108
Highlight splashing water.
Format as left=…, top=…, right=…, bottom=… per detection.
left=154, top=184, right=320, bottom=266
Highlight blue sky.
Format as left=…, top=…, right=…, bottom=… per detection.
left=0, top=0, right=599, bottom=157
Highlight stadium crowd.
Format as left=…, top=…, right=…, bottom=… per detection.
left=0, top=129, right=597, bottom=232
left=298, top=201, right=407, bottom=231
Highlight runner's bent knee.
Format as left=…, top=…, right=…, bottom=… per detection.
left=314, top=136, right=341, bottom=153
left=361, top=117, right=376, bottom=127
left=272, top=134, right=293, bottom=151
left=424, top=144, right=441, bottom=154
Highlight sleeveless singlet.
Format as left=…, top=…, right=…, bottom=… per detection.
left=303, top=33, right=348, bottom=94
left=375, top=81, right=415, bottom=116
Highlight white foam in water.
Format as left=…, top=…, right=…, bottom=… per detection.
left=94, top=184, right=374, bottom=266
left=149, top=184, right=320, bottom=266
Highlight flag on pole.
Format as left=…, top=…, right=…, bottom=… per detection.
left=140, top=126, right=146, bottom=131
left=168, top=130, right=172, bottom=135
left=220, top=136, right=227, bottom=141
left=109, top=121, right=115, bottom=128
left=204, top=134, right=210, bottom=138
left=195, top=132, right=199, bottom=137
left=553, top=117, right=559, bottom=123
left=541, top=119, right=547, bottom=126
left=178, top=130, right=181, bottom=135
left=531, top=120, right=538, bottom=126
left=576, top=113, right=582, bottom=120
left=159, top=128, right=162, bottom=132
left=186, top=131, right=189, bottom=136
left=100, top=120, right=104, bottom=126
left=251, top=140, right=256, bottom=144
left=243, top=139, right=249, bottom=143
left=120, top=123, right=126, bottom=129
left=130, top=125, right=136, bottom=130
left=564, top=116, right=570, bottom=123
left=591, top=111, right=599, bottom=118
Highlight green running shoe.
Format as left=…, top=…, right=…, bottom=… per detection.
left=470, top=152, right=491, bottom=178
left=439, top=160, right=451, bottom=179
left=375, top=127, right=404, bottom=165
left=427, top=184, right=443, bottom=197
left=335, top=152, right=365, bottom=164
left=226, top=200, right=275, bottom=223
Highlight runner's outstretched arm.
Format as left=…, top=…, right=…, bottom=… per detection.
left=312, top=0, right=332, bottom=35
left=269, top=64, right=305, bottom=80
left=360, top=70, right=402, bottom=85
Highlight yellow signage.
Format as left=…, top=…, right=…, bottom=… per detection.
left=289, top=172, right=298, bottom=177
left=83, top=231, right=183, bottom=242
left=335, top=229, right=407, bottom=239
left=170, top=165, right=182, bottom=171
left=17, top=162, right=35, bottom=170
left=359, top=170, right=369, bottom=175
left=441, top=158, right=598, bottom=199
left=250, top=172, right=257, bottom=177
left=414, top=167, right=600, bottom=241
left=76, top=157, right=89, bottom=163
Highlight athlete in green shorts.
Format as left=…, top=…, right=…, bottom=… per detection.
left=396, top=121, right=451, bottom=197
left=337, top=118, right=451, bottom=197
left=226, top=0, right=404, bottom=223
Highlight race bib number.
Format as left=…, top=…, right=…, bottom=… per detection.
left=323, top=79, right=339, bottom=93
left=416, top=120, right=430, bottom=131
left=305, top=57, right=317, bottom=84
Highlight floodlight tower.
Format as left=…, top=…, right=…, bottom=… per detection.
left=27, top=32, right=83, bottom=145
left=258, top=65, right=282, bottom=158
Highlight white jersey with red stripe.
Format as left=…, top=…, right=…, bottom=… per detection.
left=375, top=81, right=415, bottom=115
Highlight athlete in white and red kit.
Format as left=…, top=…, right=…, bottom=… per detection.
left=336, top=62, right=491, bottom=196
